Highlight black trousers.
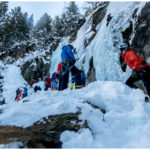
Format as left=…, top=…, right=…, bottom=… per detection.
left=126, top=67, right=150, bottom=97
left=59, top=62, right=77, bottom=91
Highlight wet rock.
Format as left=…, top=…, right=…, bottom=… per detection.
left=20, top=57, right=50, bottom=83
left=69, top=18, right=86, bottom=43
left=121, top=21, right=133, bottom=45
left=131, top=2, right=150, bottom=60
left=0, top=42, right=36, bottom=61
left=0, top=112, right=89, bottom=148
left=87, top=57, right=96, bottom=83
left=92, top=2, right=109, bottom=26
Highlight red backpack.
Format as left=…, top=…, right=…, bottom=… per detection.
left=57, top=63, right=62, bottom=72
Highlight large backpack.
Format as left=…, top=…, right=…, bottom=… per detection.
left=74, top=70, right=86, bottom=88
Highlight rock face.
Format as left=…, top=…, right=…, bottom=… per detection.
left=0, top=42, right=36, bottom=61
left=21, top=57, right=50, bottom=83
left=0, top=65, right=5, bottom=105
left=92, top=2, right=109, bottom=27
left=0, top=112, right=88, bottom=148
left=131, top=2, right=150, bottom=61
left=87, top=57, right=96, bottom=83
left=69, top=18, right=86, bottom=43
left=84, top=2, right=109, bottom=48
left=121, top=2, right=150, bottom=62
left=120, top=2, right=150, bottom=94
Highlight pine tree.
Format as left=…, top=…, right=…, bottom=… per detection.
left=53, top=15, right=64, bottom=37
left=34, top=13, right=53, bottom=49
left=0, top=1, right=8, bottom=21
left=64, top=2, right=81, bottom=35
left=34, top=13, right=52, bottom=36
left=27, top=14, right=34, bottom=31
left=1, top=6, right=30, bottom=50
left=0, top=2, right=8, bottom=51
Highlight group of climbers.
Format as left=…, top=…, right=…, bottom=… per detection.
left=51, top=44, right=86, bottom=91
left=14, top=12, right=150, bottom=103
left=15, top=44, right=86, bottom=101
left=89, top=13, right=112, bottom=34
left=15, top=85, right=28, bottom=102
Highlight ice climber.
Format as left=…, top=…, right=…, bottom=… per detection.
left=106, top=13, right=112, bottom=26
left=60, top=45, right=77, bottom=90
left=91, top=24, right=96, bottom=32
left=119, top=43, right=150, bottom=102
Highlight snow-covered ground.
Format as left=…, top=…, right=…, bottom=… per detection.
left=0, top=62, right=150, bottom=148
left=0, top=1, right=149, bottom=148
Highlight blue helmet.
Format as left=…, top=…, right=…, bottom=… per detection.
left=119, top=43, right=128, bottom=49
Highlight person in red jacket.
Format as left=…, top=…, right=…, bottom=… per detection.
left=91, top=24, right=96, bottom=32
left=30, top=79, right=34, bottom=87
left=44, top=73, right=51, bottom=91
left=56, top=62, right=65, bottom=91
left=119, top=43, right=150, bottom=102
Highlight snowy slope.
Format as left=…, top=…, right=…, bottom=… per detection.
left=0, top=64, right=150, bottom=148
left=0, top=1, right=150, bottom=148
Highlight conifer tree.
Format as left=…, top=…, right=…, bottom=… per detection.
left=0, top=2, right=8, bottom=51
left=64, top=2, right=81, bottom=35
left=34, top=13, right=53, bottom=48
left=53, top=15, right=64, bottom=38
left=1, top=6, right=30, bottom=51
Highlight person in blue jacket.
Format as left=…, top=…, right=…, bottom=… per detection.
left=22, top=87, right=28, bottom=98
left=50, top=72, right=58, bottom=90
left=60, top=45, right=77, bottom=90
left=15, top=88, right=20, bottom=100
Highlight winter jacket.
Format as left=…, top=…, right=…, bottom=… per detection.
left=61, top=45, right=75, bottom=63
left=51, top=80, right=58, bottom=90
left=30, top=79, right=34, bottom=85
left=57, top=63, right=62, bottom=73
left=122, top=48, right=148, bottom=71
left=107, top=15, right=112, bottom=22
left=45, top=78, right=51, bottom=85
left=22, top=87, right=28, bottom=98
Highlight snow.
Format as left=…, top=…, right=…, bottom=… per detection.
left=1, top=1, right=150, bottom=148
left=1, top=63, right=150, bottom=148
left=2, top=64, right=27, bottom=104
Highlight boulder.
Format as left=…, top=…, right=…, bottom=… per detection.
left=21, top=57, right=50, bottom=83
left=0, top=112, right=89, bottom=148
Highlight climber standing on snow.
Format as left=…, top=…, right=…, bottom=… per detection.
left=119, top=43, right=150, bottom=102
left=22, top=86, right=28, bottom=98
left=57, top=62, right=63, bottom=91
left=44, top=73, right=51, bottom=91
left=60, top=45, right=77, bottom=90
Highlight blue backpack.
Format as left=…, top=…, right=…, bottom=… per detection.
left=74, top=70, right=86, bottom=87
